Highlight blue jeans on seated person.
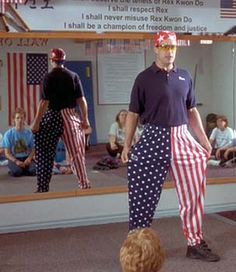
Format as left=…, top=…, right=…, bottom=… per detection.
left=8, top=157, right=36, bottom=177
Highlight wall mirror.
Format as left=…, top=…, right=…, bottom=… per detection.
left=0, top=33, right=236, bottom=202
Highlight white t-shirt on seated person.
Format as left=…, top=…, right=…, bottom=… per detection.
left=209, top=127, right=234, bottom=148
left=108, top=122, right=142, bottom=146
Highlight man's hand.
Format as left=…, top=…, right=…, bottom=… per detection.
left=31, top=100, right=48, bottom=133
left=31, top=121, right=40, bottom=133
left=121, top=146, right=130, bottom=164
left=201, top=140, right=212, bottom=158
left=81, top=119, right=91, bottom=130
left=15, top=159, right=25, bottom=168
left=24, top=157, right=32, bottom=167
left=110, top=143, right=118, bottom=150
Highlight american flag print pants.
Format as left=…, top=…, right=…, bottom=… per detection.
left=35, top=108, right=89, bottom=192
left=127, top=124, right=208, bottom=246
left=60, top=108, right=90, bottom=189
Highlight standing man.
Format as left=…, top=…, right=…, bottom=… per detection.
left=32, top=48, right=91, bottom=192
left=121, top=32, right=220, bottom=262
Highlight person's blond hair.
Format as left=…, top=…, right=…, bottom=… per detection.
left=120, top=228, right=165, bottom=272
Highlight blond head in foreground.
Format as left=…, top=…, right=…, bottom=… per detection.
left=120, top=228, right=165, bottom=272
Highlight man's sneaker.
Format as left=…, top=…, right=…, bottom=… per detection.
left=186, top=240, right=220, bottom=262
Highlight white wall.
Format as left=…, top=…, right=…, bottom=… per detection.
left=0, top=39, right=235, bottom=142
left=0, top=183, right=235, bottom=234
left=211, top=42, right=236, bottom=128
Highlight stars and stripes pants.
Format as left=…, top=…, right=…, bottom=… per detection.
left=128, top=124, right=208, bottom=246
left=34, top=108, right=90, bottom=192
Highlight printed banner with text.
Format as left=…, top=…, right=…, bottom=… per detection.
left=14, top=0, right=236, bottom=34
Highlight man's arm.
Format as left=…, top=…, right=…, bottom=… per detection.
left=76, top=97, right=90, bottom=129
left=109, top=135, right=118, bottom=150
left=24, top=149, right=35, bottom=166
left=188, top=107, right=212, bottom=156
left=5, top=148, right=25, bottom=168
left=31, top=100, right=49, bottom=133
left=121, top=111, right=139, bottom=163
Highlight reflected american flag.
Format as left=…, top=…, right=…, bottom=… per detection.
left=220, top=0, right=236, bottom=18
left=0, top=0, right=24, bottom=13
left=7, top=53, right=48, bottom=125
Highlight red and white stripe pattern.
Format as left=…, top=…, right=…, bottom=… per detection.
left=0, top=0, right=24, bottom=14
left=60, top=108, right=90, bottom=188
left=7, top=52, right=41, bottom=126
left=220, top=0, right=236, bottom=19
left=170, top=125, right=208, bottom=246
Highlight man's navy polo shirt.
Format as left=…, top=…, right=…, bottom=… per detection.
left=41, top=67, right=84, bottom=111
left=129, top=62, right=196, bottom=127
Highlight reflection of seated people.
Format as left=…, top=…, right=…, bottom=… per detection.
left=106, top=109, right=128, bottom=158
left=53, top=139, right=72, bottom=175
left=215, top=138, right=236, bottom=166
left=209, top=115, right=234, bottom=156
left=205, top=113, right=217, bottom=138
left=2, top=108, right=36, bottom=177
left=0, top=132, right=8, bottom=166
left=120, top=228, right=165, bottom=272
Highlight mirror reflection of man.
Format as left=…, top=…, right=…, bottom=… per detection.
left=122, top=31, right=220, bottom=262
left=2, top=108, right=36, bottom=177
left=31, top=48, right=91, bottom=193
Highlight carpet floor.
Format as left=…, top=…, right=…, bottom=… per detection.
left=0, top=213, right=235, bottom=272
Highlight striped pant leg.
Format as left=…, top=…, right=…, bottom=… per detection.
left=34, top=110, right=64, bottom=192
left=60, top=108, right=90, bottom=189
left=128, top=125, right=171, bottom=231
left=170, top=125, right=208, bottom=246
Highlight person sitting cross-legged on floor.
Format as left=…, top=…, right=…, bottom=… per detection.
left=215, top=138, right=236, bottom=166
left=2, top=108, right=36, bottom=177
left=106, top=109, right=128, bottom=158
left=209, top=115, right=234, bottom=157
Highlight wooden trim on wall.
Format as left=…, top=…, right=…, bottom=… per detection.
left=0, top=177, right=235, bottom=204
left=0, top=31, right=236, bottom=42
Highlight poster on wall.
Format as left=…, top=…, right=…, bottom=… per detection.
left=12, top=0, right=236, bottom=34
left=97, top=52, right=145, bottom=104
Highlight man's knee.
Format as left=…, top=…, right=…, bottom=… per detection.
left=8, top=168, right=24, bottom=177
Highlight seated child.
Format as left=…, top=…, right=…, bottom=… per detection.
left=107, top=109, right=128, bottom=158
left=209, top=115, right=234, bottom=156
left=2, top=108, right=36, bottom=176
left=120, top=228, right=165, bottom=272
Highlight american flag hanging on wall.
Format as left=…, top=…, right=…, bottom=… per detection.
left=7, top=52, right=48, bottom=125
left=220, top=0, right=236, bottom=18
left=0, top=0, right=24, bottom=14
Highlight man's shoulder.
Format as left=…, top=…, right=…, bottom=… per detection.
left=4, top=127, right=14, bottom=135
left=136, top=65, right=154, bottom=79
left=3, top=127, right=15, bottom=140
left=48, top=67, right=77, bottom=77
left=64, top=67, right=79, bottom=78
left=110, top=122, right=119, bottom=129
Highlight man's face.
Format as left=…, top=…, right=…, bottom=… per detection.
left=154, top=39, right=177, bottom=66
left=14, top=113, right=25, bottom=127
